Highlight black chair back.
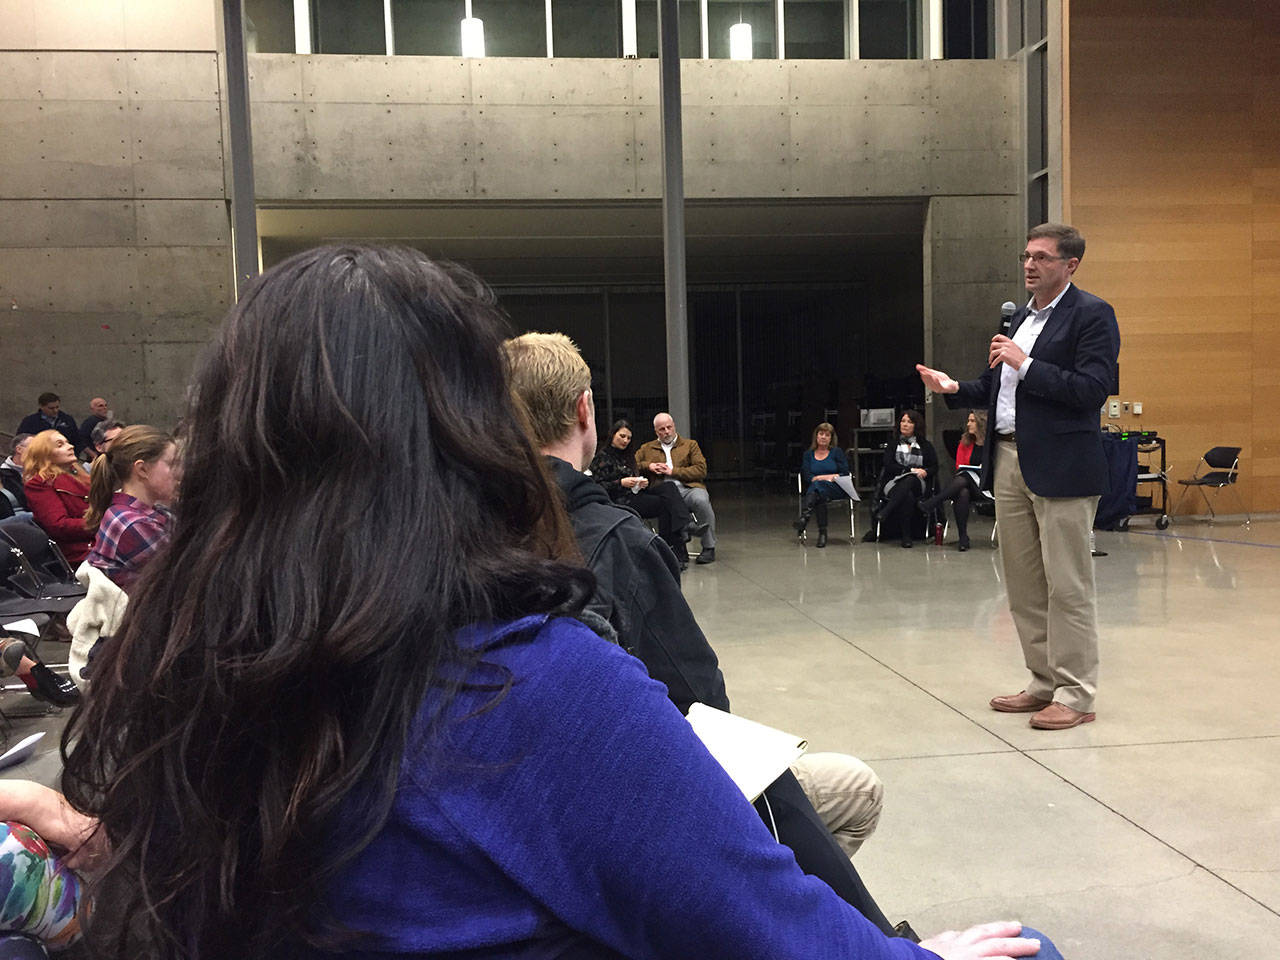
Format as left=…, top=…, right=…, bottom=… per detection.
left=1204, top=446, right=1242, bottom=473
left=0, top=518, right=85, bottom=602
left=0, top=517, right=75, bottom=581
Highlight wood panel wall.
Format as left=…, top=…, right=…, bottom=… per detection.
left=1066, top=0, right=1280, bottom=514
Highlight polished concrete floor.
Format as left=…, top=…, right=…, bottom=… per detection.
left=3, top=489, right=1277, bottom=957
left=682, top=488, right=1280, bottom=958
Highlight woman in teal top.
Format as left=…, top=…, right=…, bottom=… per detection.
left=794, top=421, right=851, bottom=547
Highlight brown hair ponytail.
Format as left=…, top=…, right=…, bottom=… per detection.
left=84, top=425, right=173, bottom=533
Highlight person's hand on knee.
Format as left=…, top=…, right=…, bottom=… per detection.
left=919, top=921, right=1042, bottom=959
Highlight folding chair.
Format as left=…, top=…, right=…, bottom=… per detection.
left=0, top=517, right=86, bottom=601
left=939, top=487, right=999, bottom=546
left=1172, top=446, right=1249, bottom=523
left=794, top=474, right=856, bottom=542
left=867, top=475, right=940, bottom=544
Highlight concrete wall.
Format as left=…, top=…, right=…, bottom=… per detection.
left=246, top=53, right=1024, bottom=444
left=1, top=19, right=1021, bottom=434
left=247, top=55, right=1018, bottom=203
left=924, top=193, right=1026, bottom=438
left=0, top=0, right=231, bottom=433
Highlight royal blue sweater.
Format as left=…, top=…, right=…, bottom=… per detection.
left=327, top=615, right=929, bottom=960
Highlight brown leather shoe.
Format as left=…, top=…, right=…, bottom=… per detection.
left=989, top=691, right=1052, bottom=713
left=1030, top=702, right=1096, bottom=730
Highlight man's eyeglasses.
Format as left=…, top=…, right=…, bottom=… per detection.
left=1019, top=252, right=1069, bottom=264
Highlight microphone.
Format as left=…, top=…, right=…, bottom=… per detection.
left=1000, top=301, right=1017, bottom=333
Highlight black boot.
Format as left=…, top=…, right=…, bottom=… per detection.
left=793, top=512, right=812, bottom=538
left=795, top=490, right=822, bottom=538
left=24, top=662, right=80, bottom=707
left=816, top=529, right=827, bottom=548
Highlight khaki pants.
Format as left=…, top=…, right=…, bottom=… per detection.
left=993, top=441, right=1100, bottom=713
left=789, top=752, right=883, bottom=859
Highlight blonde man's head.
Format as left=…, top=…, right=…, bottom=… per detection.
left=503, top=332, right=593, bottom=450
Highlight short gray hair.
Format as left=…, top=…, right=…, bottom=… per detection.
left=92, top=418, right=125, bottom=445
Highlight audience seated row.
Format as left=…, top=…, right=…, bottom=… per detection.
left=0, top=248, right=1061, bottom=960
left=793, top=409, right=987, bottom=552
left=587, top=418, right=698, bottom=567
left=13, top=394, right=114, bottom=461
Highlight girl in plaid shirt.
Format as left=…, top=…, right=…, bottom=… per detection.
left=84, top=426, right=177, bottom=592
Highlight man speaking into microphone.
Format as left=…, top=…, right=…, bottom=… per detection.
left=916, top=223, right=1120, bottom=730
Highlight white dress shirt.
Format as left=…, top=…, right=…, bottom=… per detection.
left=993, top=282, right=1072, bottom=434
left=660, top=436, right=684, bottom=489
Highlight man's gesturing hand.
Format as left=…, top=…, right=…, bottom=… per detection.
left=988, top=335, right=1028, bottom=371
left=919, top=921, right=1042, bottom=960
left=916, top=364, right=959, bottom=394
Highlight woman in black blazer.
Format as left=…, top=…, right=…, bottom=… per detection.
left=870, top=410, right=937, bottom=548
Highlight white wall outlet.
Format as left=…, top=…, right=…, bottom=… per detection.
left=1108, top=400, right=1121, bottom=418
left=1133, top=401, right=1143, bottom=415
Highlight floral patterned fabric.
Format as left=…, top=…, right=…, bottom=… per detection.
left=0, top=821, right=85, bottom=950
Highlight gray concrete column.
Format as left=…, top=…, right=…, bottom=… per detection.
left=657, top=0, right=690, bottom=431
left=222, top=0, right=260, bottom=295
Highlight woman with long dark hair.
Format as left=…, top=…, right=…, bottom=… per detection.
left=58, top=247, right=1054, bottom=960
left=869, top=410, right=938, bottom=548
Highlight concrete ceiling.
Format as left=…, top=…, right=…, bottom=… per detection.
left=256, top=198, right=926, bottom=286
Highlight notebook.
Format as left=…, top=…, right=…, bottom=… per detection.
left=685, top=703, right=807, bottom=801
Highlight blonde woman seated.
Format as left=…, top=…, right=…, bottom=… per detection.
left=21, top=431, right=92, bottom=565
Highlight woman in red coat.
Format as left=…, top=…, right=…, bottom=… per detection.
left=22, top=429, right=93, bottom=564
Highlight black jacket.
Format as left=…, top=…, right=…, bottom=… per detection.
left=947, top=283, right=1120, bottom=497
left=875, top=437, right=938, bottom=497
left=547, top=456, right=728, bottom=714
left=586, top=444, right=633, bottom=502
left=0, top=462, right=26, bottom=512
left=547, top=458, right=894, bottom=933
left=16, top=411, right=84, bottom=454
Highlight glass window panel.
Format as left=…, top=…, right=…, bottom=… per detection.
left=472, top=0, right=547, bottom=55
left=708, top=0, right=776, bottom=59
left=313, top=0, right=386, bottom=53
left=942, top=0, right=989, bottom=59
left=1024, top=0, right=1044, bottom=44
left=245, top=0, right=296, bottom=52
left=393, top=0, right=462, bottom=55
left=784, top=0, right=846, bottom=59
left=1027, top=44, right=1045, bottom=171
left=553, top=0, right=622, bottom=57
left=858, top=0, right=917, bottom=59
left=636, top=0, right=701, bottom=59
left=608, top=292, right=667, bottom=423
left=1005, top=0, right=1020, bottom=52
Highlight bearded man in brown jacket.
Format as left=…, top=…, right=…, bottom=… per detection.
left=635, top=412, right=716, bottom=565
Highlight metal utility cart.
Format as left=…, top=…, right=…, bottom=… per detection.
left=1117, top=431, right=1169, bottom=530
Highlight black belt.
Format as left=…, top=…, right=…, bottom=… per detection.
left=995, top=432, right=1016, bottom=442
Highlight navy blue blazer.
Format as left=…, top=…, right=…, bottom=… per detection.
left=15, top=410, right=84, bottom=453
left=946, top=284, right=1120, bottom=498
